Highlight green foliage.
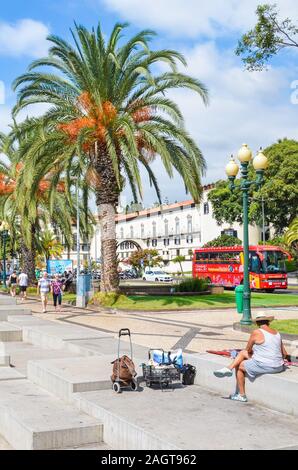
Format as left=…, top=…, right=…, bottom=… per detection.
left=89, top=291, right=128, bottom=307
left=204, top=234, right=242, bottom=247
left=208, top=139, right=298, bottom=234
left=175, top=277, right=209, bottom=293
left=127, top=249, right=163, bottom=272
left=285, top=259, right=297, bottom=273
left=236, top=4, right=298, bottom=70
left=285, top=218, right=298, bottom=247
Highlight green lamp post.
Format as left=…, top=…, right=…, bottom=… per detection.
left=0, top=221, right=10, bottom=288
left=225, top=144, right=268, bottom=325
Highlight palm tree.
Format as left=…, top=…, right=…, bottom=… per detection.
left=37, top=229, right=64, bottom=262
left=0, top=131, right=77, bottom=283
left=172, top=255, right=186, bottom=276
left=285, top=218, right=298, bottom=249
left=13, top=22, right=208, bottom=292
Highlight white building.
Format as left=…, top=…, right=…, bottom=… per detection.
left=82, top=185, right=260, bottom=273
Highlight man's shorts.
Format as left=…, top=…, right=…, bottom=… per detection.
left=243, top=358, right=284, bottom=381
left=20, top=286, right=27, bottom=292
left=40, top=293, right=49, bottom=302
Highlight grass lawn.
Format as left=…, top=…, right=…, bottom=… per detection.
left=271, top=320, right=298, bottom=335
left=108, top=290, right=298, bottom=311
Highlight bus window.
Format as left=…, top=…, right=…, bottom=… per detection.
left=195, top=252, right=209, bottom=263
left=262, top=251, right=287, bottom=273
left=249, top=252, right=262, bottom=274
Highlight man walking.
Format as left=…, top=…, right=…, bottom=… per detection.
left=37, top=271, right=51, bottom=313
left=18, top=269, right=29, bottom=301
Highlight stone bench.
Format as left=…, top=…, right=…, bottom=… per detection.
left=184, top=352, right=298, bottom=417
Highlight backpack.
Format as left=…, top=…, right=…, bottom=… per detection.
left=182, top=364, right=196, bottom=385
left=111, top=355, right=137, bottom=384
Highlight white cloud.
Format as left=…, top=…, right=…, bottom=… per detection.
left=122, top=40, right=298, bottom=203
left=0, top=19, right=49, bottom=58
left=103, top=0, right=298, bottom=38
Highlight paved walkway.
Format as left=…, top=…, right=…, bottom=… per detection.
left=21, top=296, right=298, bottom=354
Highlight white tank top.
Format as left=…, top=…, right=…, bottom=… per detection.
left=252, top=329, right=284, bottom=367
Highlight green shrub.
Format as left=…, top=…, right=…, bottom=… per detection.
left=27, top=287, right=38, bottom=295
left=89, top=291, right=128, bottom=307
left=175, top=277, right=209, bottom=293
left=286, top=259, right=298, bottom=272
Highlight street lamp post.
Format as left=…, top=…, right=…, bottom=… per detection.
left=0, top=222, right=10, bottom=288
left=225, top=144, right=268, bottom=325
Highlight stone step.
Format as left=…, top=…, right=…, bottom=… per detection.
left=28, top=355, right=143, bottom=402
left=0, top=296, right=17, bottom=305
left=0, top=379, right=103, bottom=450
left=0, top=367, right=25, bottom=381
left=0, top=341, right=80, bottom=375
left=74, top=385, right=298, bottom=450
left=14, top=320, right=113, bottom=350
left=0, top=355, right=10, bottom=367
left=67, top=336, right=148, bottom=358
left=183, top=352, right=298, bottom=417
left=0, top=305, right=31, bottom=321
left=0, top=323, right=22, bottom=342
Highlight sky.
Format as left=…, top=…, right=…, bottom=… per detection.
left=0, top=0, right=298, bottom=208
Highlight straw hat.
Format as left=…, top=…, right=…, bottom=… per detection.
left=253, top=314, right=274, bottom=323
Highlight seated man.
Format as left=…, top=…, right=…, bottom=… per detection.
left=213, top=314, right=288, bottom=402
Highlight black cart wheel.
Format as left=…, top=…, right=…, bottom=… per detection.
left=130, top=379, right=138, bottom=391
left=113, top=382, right=122, bottom=393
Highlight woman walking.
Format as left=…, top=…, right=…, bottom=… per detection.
left=9, top=270, right=18, bottom=297
left=51, top=274, right=64, bottom=313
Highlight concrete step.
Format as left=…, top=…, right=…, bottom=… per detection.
left=74, top=385, right=298, bottom=450
left=0, top=341, right=80, bottom=375
left=0, top=306, right=31, bottom=321
left=28, top=355, right=143, bottom=402
left=0, top=379, right=103, bottom=450
left=0, top=322, right=22, bottom=342
left=67, top=336, right=148, bottom=358
left=0, top=367, right=25, bottom=381
left=183, top=352, right=298, bottom=417
left=11, top=320, right=113, bottom=350
left=0, top=355, right=10, bottom=366
left=0, top=296, right=17, bottom=305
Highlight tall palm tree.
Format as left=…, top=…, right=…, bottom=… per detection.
left=0, top=131, right=77, bottom=283
left=13, top=22, right=208, bottom=292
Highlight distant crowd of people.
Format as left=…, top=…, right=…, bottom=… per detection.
left=6, top=268, right=74, bottom=314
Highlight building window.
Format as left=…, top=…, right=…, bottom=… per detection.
left=164, top=219, right=168, bottom=237
left=130, top=226, right=134, bottom=238
left=187, top=215, right=192, bottom=234
left=164, top=238, right=170, bottom=246
left=175, top=217, right=180, bottom=235
left=146, top=239, right=150, bottom=247
left=174, top=237, right=180, bottom=245
left=176, top=249, right=180, bottom=256
left=141, top=224, right=145, bottom=238
left=152, top=221, right=157, bottom=238
left=152, top=239, right=157, bottom=247
left=203, top=202, right=209, bottom=215
left=221, top=229, right=238, bottom=238
left=186, top=235, right=193, bottom=243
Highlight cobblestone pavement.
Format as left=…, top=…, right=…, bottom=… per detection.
left=20, top=297, right=298, bottom=354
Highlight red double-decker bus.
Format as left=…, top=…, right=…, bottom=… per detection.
left=192, top=245, right=290, bottom=292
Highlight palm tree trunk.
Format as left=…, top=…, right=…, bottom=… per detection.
left=94, top=146, right=120, bottom=293
left=20, top=240, right=36, bottom=285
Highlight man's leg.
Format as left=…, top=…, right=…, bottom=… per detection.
left=236, top=363, right=246, bottom=396
left=227, top=350, right=250, bottom=370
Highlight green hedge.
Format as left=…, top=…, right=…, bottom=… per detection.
left=175, top=277, right=209, bottom=293
left=286, top=259, right=298, bottom=273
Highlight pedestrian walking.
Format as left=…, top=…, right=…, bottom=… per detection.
left=8, top=270, right=18, bottom=297
left=18, top=269, right=29, bottom=301
left=37, top=271, right=51, bottom=313
left=51, top=274, right=64, bottom=313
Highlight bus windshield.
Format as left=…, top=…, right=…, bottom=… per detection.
left=261, top=250, right=287, bottom=273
